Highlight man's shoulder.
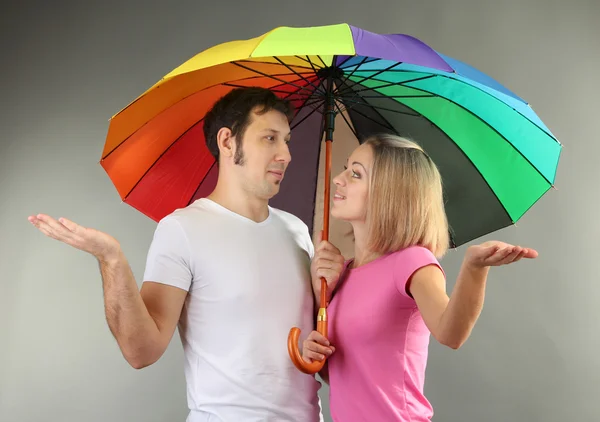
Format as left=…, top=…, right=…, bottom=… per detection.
left=269, top=207, right=310, bottom=231
left=159, top=199, right=216, bottom=227
left=269, top=207, right=314, bottom=257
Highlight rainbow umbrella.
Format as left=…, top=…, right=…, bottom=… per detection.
left=100, top=23, right=561, bottom=374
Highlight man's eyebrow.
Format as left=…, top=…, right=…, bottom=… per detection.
left=261, top=127, right=292, bottom=136
left=262, top=128, right=292, bottom=138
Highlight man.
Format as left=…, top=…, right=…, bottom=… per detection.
left=28, top=87, right=345, bottom=422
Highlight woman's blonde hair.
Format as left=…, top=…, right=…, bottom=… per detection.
left=364, top=134, right=450, bottom=259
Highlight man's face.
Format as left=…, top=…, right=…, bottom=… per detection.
left=231, top=109, right=292, bottom=200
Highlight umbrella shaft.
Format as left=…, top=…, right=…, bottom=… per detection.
left=322, top=140, right=332, bottom=241
left=322, top=86, right=335, bottom=242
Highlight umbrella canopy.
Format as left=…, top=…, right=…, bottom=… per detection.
left=100, top=23, right=561, bottom=374
left=101, top=23, right=561, bottom=249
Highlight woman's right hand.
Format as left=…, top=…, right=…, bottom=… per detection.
left=302, top=330, right=335, bottom=363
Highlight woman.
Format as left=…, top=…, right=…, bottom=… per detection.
left=302, top=134, right=537, bottom=421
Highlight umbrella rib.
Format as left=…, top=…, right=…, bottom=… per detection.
left=102, top=72, right=314, bottom=160
left=350, top=88, right=520, bottom=227
left=335, top=77, right=416, bottom=130
left=291, top=99, right=326, bottom=130
left=354, top=74, right=557, bottom=186
left=316, top=55, right=328, bottom=68
left=343, top=65, right=559, bottom=143
left=186, top=160, right=217, bottom=206
left=305, top=55, right=322, bottom=75
left=121, top=116, right=207, bottom=202
left=343, top=61, right=404, bottom=88
left=289, top=78, right=327, bottom=126
left=335, top=56, right=371, bottom=91
left=254, top=74, right=322, bottom=102
left=222, top=82, right=315, bottom=98
left=232, top=62, right=316, bottom=92
left=222, top=83, right=312, bottom=95
left=337, top=56, right=381, bottom=69
left=340, top=104, right=396, bottom=132
left=354, top=94, right=435, bottom=99
left=333, top=97, right=455, bottom=244
left=186, top=82, right=327, bottom=208
left=236, top=58, right=315, bottom=71
left=295, top=55, right=324, bottom=69
left=332, top=75, right=436, bottom=118
left=273, top=56, right=321, bottom=91
left=340, top=96, right=421, bottom=117
left=333, top=101, right=360, bottom=140
left=335, top=75, right=436, bottom=98
left=117, top=77, right=323, bottom=202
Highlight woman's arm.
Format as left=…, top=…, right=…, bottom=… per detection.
left=408, top=242, right=537, bottom=349
left=301, top=330, right=335, bottom=383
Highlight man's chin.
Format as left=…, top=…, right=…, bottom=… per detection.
left=260, top=185, right=281, bottom=200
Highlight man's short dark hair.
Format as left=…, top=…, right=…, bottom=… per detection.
left=203, top=87, right=295, bottom=163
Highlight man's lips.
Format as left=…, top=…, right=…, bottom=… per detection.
left=268, top=170, right=284, bottom=180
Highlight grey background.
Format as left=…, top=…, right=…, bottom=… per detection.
left=1, top=0, right=598, bottom=421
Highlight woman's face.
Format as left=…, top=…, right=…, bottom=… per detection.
left=331, top=143, right=373, bottom=223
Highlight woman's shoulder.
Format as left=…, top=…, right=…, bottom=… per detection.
left=391, top=245, right=439, bottom=262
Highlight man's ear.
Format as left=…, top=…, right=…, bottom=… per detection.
left=216, top=127, right=234, bottom=160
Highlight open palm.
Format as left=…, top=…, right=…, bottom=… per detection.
left=28, top=214, right=120, bottom=262
left=466, top=241, right=538, bottom=268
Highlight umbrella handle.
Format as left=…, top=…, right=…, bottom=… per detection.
left=288, top=108, right=335, bottom=374
left=287, top=277, right=328, bottom=375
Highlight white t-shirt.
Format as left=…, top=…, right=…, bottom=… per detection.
left=143, top=198, right=323, bottom=422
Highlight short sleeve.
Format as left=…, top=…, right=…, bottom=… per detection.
left=305, top=227, right=315, bottom=260
left=394, top=246, right=445, bottom=299
left=142, top=216, right=193, bottom=291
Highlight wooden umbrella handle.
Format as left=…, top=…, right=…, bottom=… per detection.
left=288, top=137, right=333, bottom=375
left=287, top=278, right=328, bottom=374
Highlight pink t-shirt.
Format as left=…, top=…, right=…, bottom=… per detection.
left=327, top=246, right=444, bottom=422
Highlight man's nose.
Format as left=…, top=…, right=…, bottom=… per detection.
left=277, top=142, right=292, bottom=164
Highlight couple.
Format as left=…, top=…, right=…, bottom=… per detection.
left=29, top=86, right=536, bottom=422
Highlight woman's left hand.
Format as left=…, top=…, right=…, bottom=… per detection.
left=465, top=241, right=538, bottom=269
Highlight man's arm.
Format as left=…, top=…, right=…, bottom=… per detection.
left=28, top=214, right=188, bottom=369
left=100, top=250, right=187, bottom=369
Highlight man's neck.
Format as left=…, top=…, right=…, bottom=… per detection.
left=207, top=180, right=270, bottom=223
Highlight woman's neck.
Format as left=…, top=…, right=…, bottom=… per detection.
left=350, top=222, right=382, bottom=268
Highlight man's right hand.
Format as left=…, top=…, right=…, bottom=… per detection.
left=28, top=214, right=121, bottom=263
